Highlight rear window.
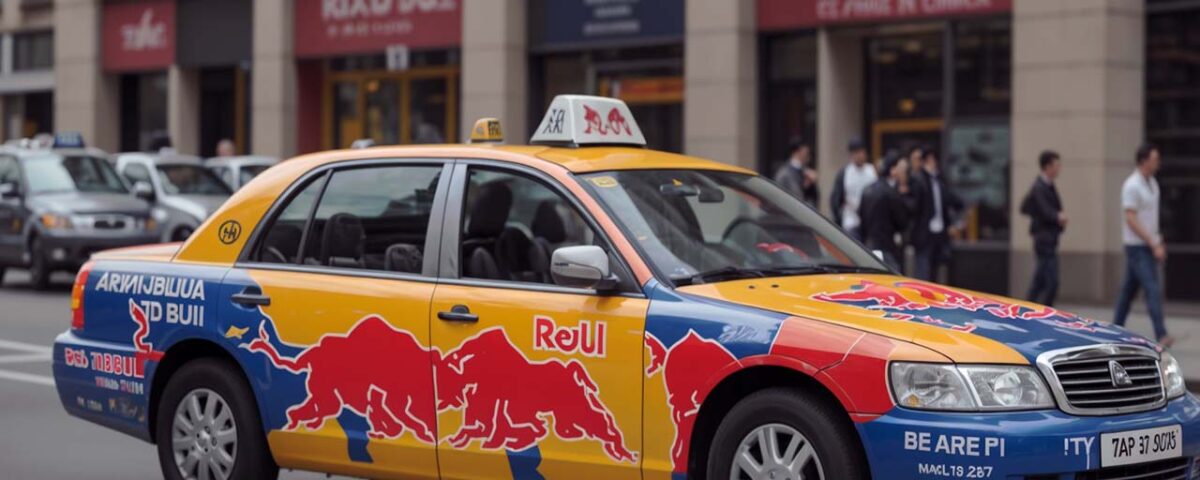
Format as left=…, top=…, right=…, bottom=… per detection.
left=156, top=164, right=233, bottom=195
left=23, top=155, right=128, bottom=194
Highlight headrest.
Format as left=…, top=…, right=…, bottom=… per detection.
left=531, top=200, right=567, bottom=244
left=466, top=182, right=512, bottom=238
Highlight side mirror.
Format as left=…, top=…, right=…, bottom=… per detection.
left=132, top=181, right=155, bottom=201
left=872, top=249, right=885, bottom=261
left=550, top=245, right=619, bottom=291
left=0, top=182, right=19, bottom=198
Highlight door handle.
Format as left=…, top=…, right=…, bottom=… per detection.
left=437, top=304, right=478, bottom=322
left=231, top=289, right=271, bottom=306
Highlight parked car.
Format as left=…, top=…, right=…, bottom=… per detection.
left=112, top=152, right=233, bottom=242
left=0, top=138, right=157, bottom=289
left=55, top=97, right=1197, bottom=480
left=206, top=155, right=278, bottom=191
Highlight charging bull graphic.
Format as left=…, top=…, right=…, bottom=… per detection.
left=582, top=105, right=634, bottom=136
left=242, top=315, right=438, bottom=444
left=436, top=328, right=635, bottom=463
left=813, top=280, right=1104, bottom=334
left=645, top=331, right=740, bottom=475
left=240, top=316, right=634, bottom=465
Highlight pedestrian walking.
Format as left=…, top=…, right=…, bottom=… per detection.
left=215, top=138, right=236, bottom=157
left=773, top=136, right=820, bottom=207
left=1113, top=144, right=1173, bottom=347
left=912, top=149, right=962, bottom=282
left=830, top=138, right=876, bottom=240
left=1021, top=150, right=1066, bottom=306
left=858, top=151, right=916, bottom=271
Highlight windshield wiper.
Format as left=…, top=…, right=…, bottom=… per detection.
left=675, top=266, right=767, bottom=285
left=810, top=264, right=893, bottom=274
left=674, top=264, right=892, bottom=286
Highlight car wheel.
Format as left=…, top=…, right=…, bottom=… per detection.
left=156, top=358, right=278, bottom=480
left=707, top=388, right=870, bottom=480
left=28, top=237, right=50, bottom=290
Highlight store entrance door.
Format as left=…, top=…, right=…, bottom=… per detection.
left=871, top=118, right=943, bottom=163
left=326, top=68, right=458, bottom=149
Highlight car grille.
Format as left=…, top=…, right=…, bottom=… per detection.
left=1073, top=457, right=1190, bottom=480
left=1038, top=345, right=1165, bottom=415
left=78, top=214, right=137, bottom=232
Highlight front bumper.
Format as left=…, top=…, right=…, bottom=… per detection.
left=857, top=394, right=1200, bottom=479
left=38, top=232, right=160, bottom=269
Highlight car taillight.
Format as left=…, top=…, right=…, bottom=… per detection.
left=71, top=262, right=93, bottom=331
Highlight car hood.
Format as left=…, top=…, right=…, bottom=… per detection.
left=677, top=274, right=1158, bottom=364
left=160, top=194, right=229, bottom=221
left=30, top=192, right=150, bottom=216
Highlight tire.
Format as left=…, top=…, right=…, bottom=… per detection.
left=706, top=388, right=870, bottom=480
left=27, top=236, right=50, bottom=290
left=155, top=358, right=278, bottom=480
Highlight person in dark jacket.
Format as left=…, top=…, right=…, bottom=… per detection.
left=1021, top=150, right=1067, bottom=306
left=911, top=149, right=963, bottom=281
left=858, top=151, right=916, bottom=271
left=829, top=138, right=876, bottom=239
left=773, top=136, right=819, bottom=207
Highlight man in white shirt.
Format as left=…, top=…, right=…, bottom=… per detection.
left=1113, top=144, right=1172, bottom=347
left=829, top=138, right=877, bottom=240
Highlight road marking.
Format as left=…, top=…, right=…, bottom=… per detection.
left=0, top=353, right=49, bottom=364
left=0, top=368, right=54, bottom=387
left=0, top=338, right=52, bottom=355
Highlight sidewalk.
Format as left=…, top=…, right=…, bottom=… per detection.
left=1060, top=303, right=1200, bottom=383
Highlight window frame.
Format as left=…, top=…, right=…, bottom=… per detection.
left=236, top=158, right=453, bottom=282
left=437, top=159, right=642, bottom=297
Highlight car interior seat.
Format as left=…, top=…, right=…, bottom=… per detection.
left=462, top=181, right=512, bottom=279
left=319, top=213, right=365, bottom=268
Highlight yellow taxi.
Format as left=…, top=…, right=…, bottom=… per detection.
left=54, top=95, right=1198, bottom=480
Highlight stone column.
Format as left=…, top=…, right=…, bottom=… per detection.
left=461, top=0, right=527, bottom=142
left=55, top=0, right=119, bottom=151
left=1009, top=0, right=1144, bottom=302
left=251, top=0, right=295, bottom=158
left=167, top=65, right=199, bottom=155
left=815, top=28, right=864, bottom=218
left=684, top=0, right=756, bottom=168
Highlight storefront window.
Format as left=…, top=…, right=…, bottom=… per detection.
left=762, top=33, right=817, bottom=175
left=119, top=73, right=168, bottom=152
left=954, top=19, right=1010, bottom=117
left=868, top=32, right=944, bottom=121
left=1146, top=2, right=1200, bottom=300
left=13, top=31, right=52, bottom=71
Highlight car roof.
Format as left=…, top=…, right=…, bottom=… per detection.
left=204, top=155, right=279, bottom=167
left=0, top=146, right=110, bottom=159
left=114, top=152, right=204, bottom=165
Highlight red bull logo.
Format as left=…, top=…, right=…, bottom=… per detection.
left=582, top=104, right=633, bottom=136
left=242, top=315, right=633, bottom=462
left=243, top=316, right=438, bottom=443
left=129, top=299, right=164, bottom=377
left=436, top=328, right=634, bottom=462
left=533, top=316, right=606, bottom=357
left=813, top=280, right=1100, bottom=333
left=645, top=331, right=740, bottom=474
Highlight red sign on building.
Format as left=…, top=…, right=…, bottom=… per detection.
left=102, top=0, right=176, bottom=72
left=759, top=0, right=1012, bottom=31
left=294, top=0, right=462, bottom=58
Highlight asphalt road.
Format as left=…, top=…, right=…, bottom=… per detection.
left=0, top=270, right=346, bottom=479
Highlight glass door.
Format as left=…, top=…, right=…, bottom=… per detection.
left=326, top=68, right=459, bottom=150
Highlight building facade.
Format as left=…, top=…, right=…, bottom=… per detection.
left=44, top=0, right=1200, bottom=303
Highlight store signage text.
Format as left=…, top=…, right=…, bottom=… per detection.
left=102, top=0, right=175, bottom=71
left=759, top=0, right=1012, bottom=31
left=537, top=0, right=684, bottom=48
left=321, top=0, right=457, bottom=20
left=295, top=0, right=461, bottom=57
left=121, top=10, right=167, bottom=52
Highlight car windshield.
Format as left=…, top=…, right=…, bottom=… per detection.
left=23, top=154, right=128, bottom=195
left=581, top=169, right=889, bottom=286
left=156, top=164, right=233, bottom=195
left=238, top=164, right=270, bottom=186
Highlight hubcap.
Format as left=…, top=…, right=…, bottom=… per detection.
left=172, top=388, right=237, bottom=480
left=730, top=423, right=823, bottom=480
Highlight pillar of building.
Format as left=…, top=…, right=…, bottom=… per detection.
left=167, top=66, right=199, bottom=154
left=251, top=0, right=295, bottom=158
left=1009, top=0, right=1145, bottom=302
left=54, top=0, right=118, bottom=151
left=461, top=0, right=526, bottom=141
left=683, top=0, right=756, bottom=168
left=815, top=28, right=864, bottom=219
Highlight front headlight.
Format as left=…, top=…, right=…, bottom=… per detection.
left=891, top=362, right=1055, bottom=411
left=1161, top=352, right=1186, bottom=400
left=40, top=213, right=72, bottom=230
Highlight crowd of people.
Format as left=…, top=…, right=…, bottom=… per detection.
left=773, top=137, right=1174, bottom=347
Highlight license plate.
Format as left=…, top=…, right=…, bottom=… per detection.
left=1100, top=425, right=1181, bottom=467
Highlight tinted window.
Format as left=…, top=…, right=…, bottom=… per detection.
left=255, top=175, right=324, bottom=264
left=24, top=155, right=127, bottom=194
left=0, top=157, right=18, bottom=185
left=13, top=31, right=52, bottom=71
left=122, top=162, right=153, bottom=185
left=300, top=165, right=442, bottom=273
left=460, top=168, right=597, bottom=283
left=155, top=164, right=233, bottom=195
left=238, top=165, right=270, bottom=186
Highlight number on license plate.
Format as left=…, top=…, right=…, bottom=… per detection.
left=1100, top=425, right=1181, bottom=467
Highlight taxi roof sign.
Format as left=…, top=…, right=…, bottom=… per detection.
left=530, top=95, right=645, bottom=148
left=469, top=117, right=504, bottom=144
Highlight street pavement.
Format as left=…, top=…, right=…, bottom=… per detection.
left=1, top=269, right=1198, bottom=478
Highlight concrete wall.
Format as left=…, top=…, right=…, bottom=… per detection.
left=54, top=0, right=118, bottom=152
left=1009, top=0, right=1145, bottom=302
left=684, top=0, right=757, bottom=169
left=815, top=29, right=864, bottom=219
left=461, top=0, right=527, bottom=143
left=251, top=0, right=295, bottom=159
